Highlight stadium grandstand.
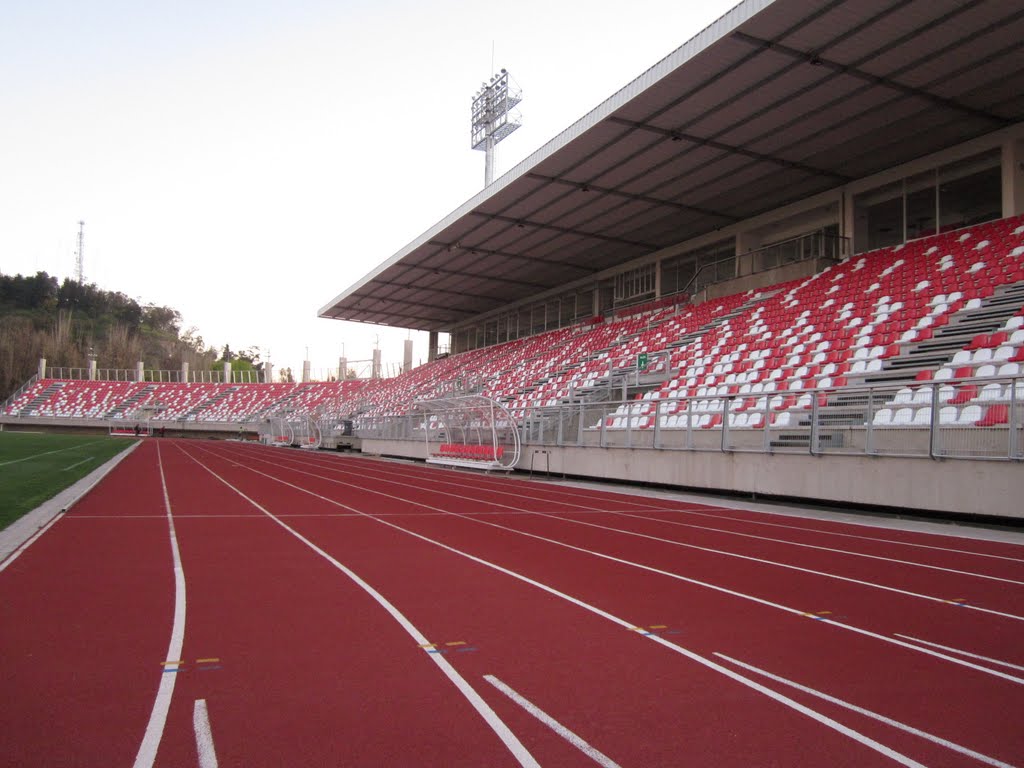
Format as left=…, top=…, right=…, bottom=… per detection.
left=4, top=0, right=1024, bottom=518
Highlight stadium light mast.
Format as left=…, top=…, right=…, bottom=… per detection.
left=75, top=220, right=85, bottom=284
left=471, top=69, right=522, bottom=188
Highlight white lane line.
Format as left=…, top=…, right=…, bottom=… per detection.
left=617, top=506, right=1024, bottom=564
left=608, top=510, right=1024, bottom=586
left=177, top=445, right=540, bottom=768
left=193, top=445, right=927, bottom=767
left=226, top=444, right=1024, bottom=594
left=62, top=456, right=94, bottom=472
left=894, top=635, right=1024, bottom=673
left=0, top=511, right=64, bottom=574
left=266, top=442, right=1024, bottom=561
left=193, top=699, right=219, bottom=768
left=215, top=443, right=1024, bottom=624
left=133, top=443, right=188, bottom=768
left=514, top=511, right=1024, bottom=620
left=276, top=444, right=1024, bottom=563
left=714, top=653, right=1016, bottom=768
left=0, top=438, right=109, bottom=467
left=210, top=446, right=1024, bottom=688
left=484, top=675, right=623, bottom=768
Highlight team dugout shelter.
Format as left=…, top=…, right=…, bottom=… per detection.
left=319, top=0, right=1024, bottom=518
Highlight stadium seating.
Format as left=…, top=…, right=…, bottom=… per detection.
left=4, top=216, right=1022, bottom=433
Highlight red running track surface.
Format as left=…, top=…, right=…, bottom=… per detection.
left=1, top=439, right=1022, bottom=767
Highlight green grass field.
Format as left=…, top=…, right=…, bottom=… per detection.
left=0, top=432, right=135, bottom=531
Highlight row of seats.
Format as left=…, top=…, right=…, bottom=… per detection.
left=3, top=380, right=367, bottom=421
left=6, top=216, right=1024, bottom=428
left=435, top=443, right=504, bottom=461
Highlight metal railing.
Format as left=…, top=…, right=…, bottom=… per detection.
left=354, top=375, right=1023, bottom=462
left=0, top=373, right=39, bottom=413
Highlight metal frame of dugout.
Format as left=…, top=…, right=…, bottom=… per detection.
left=415, top=395, right=521, bottom=470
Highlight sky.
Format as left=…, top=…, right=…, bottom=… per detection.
left=0, top=0, right=741, bottom=380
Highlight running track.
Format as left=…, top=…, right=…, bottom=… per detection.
left=2, top=439, right=1023, bottom=767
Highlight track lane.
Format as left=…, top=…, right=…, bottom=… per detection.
left=254, top=446, right=1024, bottom=580
left=189, top=442, right=934, bottom=767
left=0, top=442, right=174, bottom=767
left=228, top=445, right=1024, bottom=647
left=150, top=440, right=532, bottom=768
left=304, top=449, right=1024, bottom=557
left=214, top=442, right=1024, bottom=765
left=201, top=442, right=1024, bottom=765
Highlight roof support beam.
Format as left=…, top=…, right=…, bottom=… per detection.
left=335, top=306, right=456, bottom=326
left=428, top=239, right=596, bottom=276
left=398, top=262, right=548, bottom=290
left=525, top=173, right=741, bottom=224
left=476, top=211, right=660, bottom=251
left=354, top=295, right=481, bottom=316
left=731, top=30, right=1013, bottom=128
left=607, top=116, right=852, bottom=183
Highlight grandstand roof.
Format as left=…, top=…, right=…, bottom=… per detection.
left=319, top=0, right=1024, bottom=332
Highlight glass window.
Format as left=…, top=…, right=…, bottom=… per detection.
left=938, top=150, right=1001, bottom=232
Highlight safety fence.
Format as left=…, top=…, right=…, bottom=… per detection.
left=356, top=375, right=1023, bottom=462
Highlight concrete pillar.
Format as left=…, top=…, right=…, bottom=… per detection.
left=38, top=358, right=46, bottom=379
left=136, top=361, right=145, bottom=382
left=181, top=361, right=189, bottom=383
left=223, top=361, right=232, bottom=383
left=265, top=362, right=274, bottom=383
left=371, top=348, right=382, bottom=379
left=735, top=231, right=763, bottom=276
left=338, top=356, right=347, bottom=381
left=88, top=359, right=98, bottom=381
left=428, top=331, right=439, bottom=362
left=1003, top=138, right=1024, bottom=218
left=402, top=339, right=413, bottom=374
left=302, top=359, right=311, bottom=383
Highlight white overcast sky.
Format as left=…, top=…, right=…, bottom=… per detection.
left=0, top=0, right=740, bottom=379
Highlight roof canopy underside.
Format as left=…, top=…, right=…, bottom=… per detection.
left=319, top=0, right=1024, bottom=332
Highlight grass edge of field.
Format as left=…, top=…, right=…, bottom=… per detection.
left=0, top=433, right=136, bottom=531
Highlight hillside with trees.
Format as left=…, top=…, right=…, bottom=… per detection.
left=0, top=271, right=257, bottom=401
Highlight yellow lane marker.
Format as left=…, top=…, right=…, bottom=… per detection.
left=419, top=643, right=437, bottom=649
left=196, top=658, right=221, bottom=664
left=445, top=641, right=468, bottom=647
left=649, top=624, right=668, bottom=629
left=161, top=661, right=184, bottom=666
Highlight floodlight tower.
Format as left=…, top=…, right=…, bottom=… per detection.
left=75, top=221, right=85, bottom=284
left=471, top=69, right=522, bottom=188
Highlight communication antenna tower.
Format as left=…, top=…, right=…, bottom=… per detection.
left=75, top=221, right=85, bottom=284
left=470, top=69, right=522, bottom=187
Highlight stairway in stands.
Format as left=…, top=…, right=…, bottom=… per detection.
left=17, top=380, right=65, bottom=416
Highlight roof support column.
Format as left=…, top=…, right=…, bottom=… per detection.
left=428, top=331, right=439, bottom=363
left=1003, top=138, right=1024, bottom=218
